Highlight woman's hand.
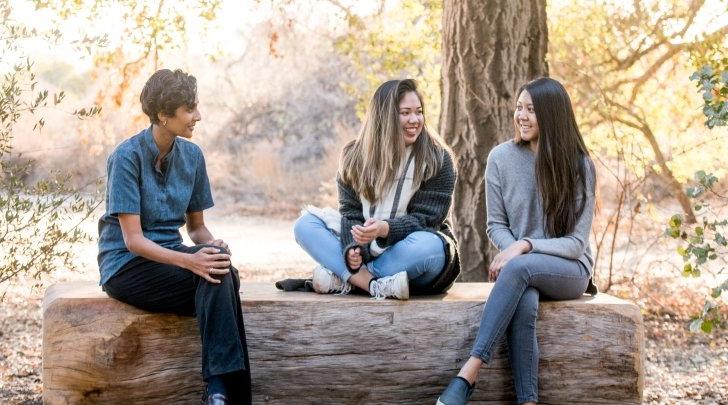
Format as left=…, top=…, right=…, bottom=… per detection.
left=346, top=246, right=363, bottom=270
left=351, top=219, right=389, bottom=244
left=208, top=239, right=230, bottom=255
left=488, top=240, right=532, bottom=282
left=183, top=247, right=231, bottom=284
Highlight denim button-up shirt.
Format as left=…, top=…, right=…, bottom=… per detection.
left=97, top=126, right=214, bottom=284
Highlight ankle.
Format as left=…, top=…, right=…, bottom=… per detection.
left=457, top=358, right=482, bottom=385
left=456, top=370, right=477, bottom=386
left=206, top=375, right=227, bottom=396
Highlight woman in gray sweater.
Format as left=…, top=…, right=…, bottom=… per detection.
left=438, top=77, right=597, bottom=405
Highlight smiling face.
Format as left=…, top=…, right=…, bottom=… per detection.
left=399, top=91, right=424, bottom=146
left=514, top=90, right=539, bottom=144
left=159, top=99, right=201, bottom=139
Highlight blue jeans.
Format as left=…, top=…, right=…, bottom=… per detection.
left=470, top=253, right=590, bottom=404
left=293, top=213, right=445, bottom=288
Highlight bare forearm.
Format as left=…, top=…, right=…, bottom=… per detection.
left=187, top=224, right=215, bottom=245
left=125, top=234, right=190, bottom=269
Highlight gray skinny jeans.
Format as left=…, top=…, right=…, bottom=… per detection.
left=470, top=253, right=590, bottom=404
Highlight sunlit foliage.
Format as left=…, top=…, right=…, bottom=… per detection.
left=333, top=0, right=442, bottom=126
left=1, top=0, right=102, bottom=288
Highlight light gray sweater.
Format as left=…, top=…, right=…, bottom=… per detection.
left=485, top=140, right=595, bottom=274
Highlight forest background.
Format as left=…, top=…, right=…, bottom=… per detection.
left=1, top=0, right=727, bottom=403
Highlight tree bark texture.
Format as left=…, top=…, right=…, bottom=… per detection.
left=43, top=282, right=644, bottom=404
left=440, top=0, right=549, bottom=281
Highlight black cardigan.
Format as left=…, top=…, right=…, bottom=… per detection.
left=337, top=150, right=460, bottom=295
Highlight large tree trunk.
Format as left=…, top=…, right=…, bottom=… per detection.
left=440, top=0, right=549, bottom=281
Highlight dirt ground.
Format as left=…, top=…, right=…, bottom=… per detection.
left=1, top=213, right=726, bottom=404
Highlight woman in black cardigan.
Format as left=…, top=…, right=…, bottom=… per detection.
left=293, top=79, right=459, bottom=299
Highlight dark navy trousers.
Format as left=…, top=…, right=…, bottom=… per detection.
left=103, top=244, right=252, bottom=404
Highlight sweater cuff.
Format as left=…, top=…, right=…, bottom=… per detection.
left=382, top=218, right=408, bottom=246
left=343, top=242, right=371, bottom=273
left=521, top=238, right=536, bottom=253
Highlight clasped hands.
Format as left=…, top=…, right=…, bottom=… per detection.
left=346, top=219, right=389, bottom=270
left=185, top=239, right=232, bottom=284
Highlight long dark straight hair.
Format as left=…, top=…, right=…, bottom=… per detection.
left=516, top=77, right=595, bottom=237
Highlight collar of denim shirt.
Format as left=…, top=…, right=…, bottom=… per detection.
left=141, top=126, right=178, bottom=173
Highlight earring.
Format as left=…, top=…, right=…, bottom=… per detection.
left=162, top=120, right=167, bottom=126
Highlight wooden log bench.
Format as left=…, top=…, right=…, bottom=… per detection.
left=43, top=281, right=644, bottom=404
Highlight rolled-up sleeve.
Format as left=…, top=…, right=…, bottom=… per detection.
left=107, top=151, right=141, bottom=216
left=337, top=176, right=372, bottom=266
left=187, top=149, right=214, bottom=213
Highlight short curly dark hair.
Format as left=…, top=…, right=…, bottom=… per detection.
left=140, top=69, right=197, bottom=124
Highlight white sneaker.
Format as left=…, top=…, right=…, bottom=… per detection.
left=369, top=271, right=409, bottom=300
left=312, top=266, right=351, bottom=294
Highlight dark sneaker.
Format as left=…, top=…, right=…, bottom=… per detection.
left=436, top=376, right=474, bottom=405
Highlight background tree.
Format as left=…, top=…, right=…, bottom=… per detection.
left=549, top=0, right=728, bottom=290
left=0, top=0, right=101, bottom=289
left=440, top=0, right=548, bottom=281
left=666, top=58, right=728, bottom=333
left=332, top=0, right=442, bottom=123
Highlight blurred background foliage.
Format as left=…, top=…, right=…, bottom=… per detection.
left=1, top=0, right=726, bottom=329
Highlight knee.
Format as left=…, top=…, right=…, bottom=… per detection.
left=206, top=267, right=239, bottom=291
left=293, top=213, right=318, bottom=243
left=405, top=232, right=444, bottom=258
left=501, top=255, right=532, bottom=280
left=196, top=244, right=230, bottom=255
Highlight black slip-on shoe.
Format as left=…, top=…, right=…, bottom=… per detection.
left=436, top=376, right=474, bottom=405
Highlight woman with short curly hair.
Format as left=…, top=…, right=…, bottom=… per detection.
left=98, top=69, right=251, bottom=404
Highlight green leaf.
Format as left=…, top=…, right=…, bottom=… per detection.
left=699, top=65, right=713, bottom=77
left=686, top=186, right=703, bottom=198
left=666, top=227, right=680, bottom=238
left=689, top=318, right=702, bottom=332
left=700, top=320, right=713, bottom=333
left=682, top=263, right=693, bottom=277
left=668, top=214, right=683, bottom=228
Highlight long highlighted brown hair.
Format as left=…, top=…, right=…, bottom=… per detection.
left=516, top=77, right=595, bottom=237
left=340, top=79, right=449, bottom=203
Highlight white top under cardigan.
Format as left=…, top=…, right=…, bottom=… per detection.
left=303, top=146, right=419, bottom=256
left=361, top=146, right=416, bottom=256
